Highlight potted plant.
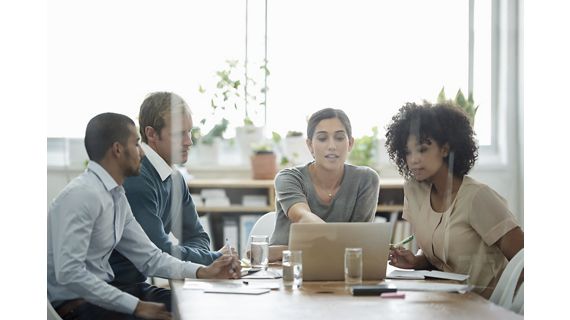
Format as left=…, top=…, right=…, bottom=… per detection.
left=283, top=130, right=312, bottom=166
left=348, top=126, right=379, bottom=169
left=436, top=87, right=479, bottom=127
left=189, top=119, right=228, bottom=165
left=250, top=140, right=278, bottom=180
left=199, top=59, right=269, bottom=164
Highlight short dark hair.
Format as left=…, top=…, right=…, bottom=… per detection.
left=84, top=112, right=135, bottom=162
left=138, top=92, right=190, bottom=143
left=307, top=108, right=352, bottom=139
left=385, top=102, right=478, bottom=180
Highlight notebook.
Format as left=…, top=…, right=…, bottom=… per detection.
left=288, top=222, right=392, bottom=281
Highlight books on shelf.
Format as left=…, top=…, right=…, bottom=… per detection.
left=198, top=214, right=213, bottom=250
left=200, top=189, right=227, bottom=198
left=204, top=197, right=231, bottom=207
left=241, top=195, right=268, bottom=207
left=201, top=188, right=231, bottom=207
left=222, top=217, right=239, bottom=253
left=239, top=215, right=260, bottom=256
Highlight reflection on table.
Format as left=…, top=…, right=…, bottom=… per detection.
left=171, top=266, right=522, bottom=320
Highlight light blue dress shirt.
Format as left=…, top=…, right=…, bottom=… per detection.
left=47, top=161, right=202, bottom=314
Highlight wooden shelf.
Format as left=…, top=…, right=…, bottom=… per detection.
left=188, top=178, right=404, bottom=214
left=377, top=204, right=404, bottom=212
left=188, top=179, right=275, bottom=189
left=189, top=178, right=405, bottom=251
left=195, top=206, right=273, bottom=213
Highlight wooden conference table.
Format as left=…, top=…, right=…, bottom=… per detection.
left=170, top=267, right=522, bottom=320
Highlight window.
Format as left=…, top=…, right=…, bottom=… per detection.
left=48, top=0, right=494, bottom=147
left=267, top=0, right=493, bottom=144
left=47, top=0, right=244, bottom=138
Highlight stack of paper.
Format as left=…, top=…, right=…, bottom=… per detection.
left=201, top=189, right=231, bottom=207
left=386, top=280, right=472, bottom=293
left=183, top=279, right=279, bottom=295
left=387, top=270, right=470, bottom=281
left=200, top=189, right=227, bottom=198
left=241, top=269, right=282, bottom=279
left=242, top=195, right=268, bottom=207
left=204, top=197, right=231, bottom=207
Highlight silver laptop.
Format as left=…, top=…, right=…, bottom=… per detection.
left=288, top=222, right=392, bottom=281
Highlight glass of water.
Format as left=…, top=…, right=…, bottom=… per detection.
left=344, top=247, right=363, bottom=286
left=282, top=250, right=302, bottom=289
left=250, top=235, right=269, bottom=269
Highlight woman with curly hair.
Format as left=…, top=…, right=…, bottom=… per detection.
left=385, top=102, right=523, bottom=298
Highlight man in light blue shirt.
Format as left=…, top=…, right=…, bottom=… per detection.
left=47, top=113, right=240, bottom=320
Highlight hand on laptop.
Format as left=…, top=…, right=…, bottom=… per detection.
left=197, top=255, right=242, bottom=279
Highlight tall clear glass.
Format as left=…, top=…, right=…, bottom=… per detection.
left=250, top=235, right=269, bottom=269
left=282, top=250, right=303, bottom=289
left=344, top=247, right=363, bottom=286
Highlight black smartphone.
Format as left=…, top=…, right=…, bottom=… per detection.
left=351, top=284, right=398, bottom=296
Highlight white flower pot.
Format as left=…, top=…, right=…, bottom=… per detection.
left=235, top=125, right=265, bottom=164
left=284, top=136, right=312, bottom=166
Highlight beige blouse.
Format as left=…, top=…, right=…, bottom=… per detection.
left=402, top=176, right=520, bottom=297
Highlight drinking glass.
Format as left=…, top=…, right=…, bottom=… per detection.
left=250, top=235, right=269, bottom=269
left=344, top=248, right=363, bottom=286
left=282, top=250, right=303, bottom=289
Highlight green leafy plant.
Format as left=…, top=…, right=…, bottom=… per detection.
left=436, top=87, right=479, bottom=127
left=250, top=131, right=292, bottom=166
left=199, top=118, right=229, bottom=145
left=349, top=127, right=379, bottom=167
left=286, top=130, right=303, bottom=138
left=198, top=59, right=269, bottom=129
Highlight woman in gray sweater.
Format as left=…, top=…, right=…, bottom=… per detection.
left=269, top=108, right=380, bottom=260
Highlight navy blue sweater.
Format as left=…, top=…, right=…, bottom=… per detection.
left=109, top=156, right=221, bottom=284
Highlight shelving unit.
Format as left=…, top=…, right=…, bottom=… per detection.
left=187, top=177, right=405, bottom=250
left=188, top=178, right=404, bottom=215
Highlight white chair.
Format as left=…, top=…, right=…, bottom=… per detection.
left=48, top=299, right=63, bottom=320
left=246, top=211, right=276, bottom=250
left=490, top=248, right=524, bottom=314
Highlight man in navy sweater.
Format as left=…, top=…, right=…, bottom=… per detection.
left=109, top=92, right=233, bottom=306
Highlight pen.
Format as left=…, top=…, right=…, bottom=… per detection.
left=389, top=235, right=414, bottom=249
left=225, top=238, right=236, bottom=276
left=225, top=237, right=233, bottom=257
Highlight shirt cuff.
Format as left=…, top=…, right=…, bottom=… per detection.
left=213, top=251, right=223, bottom=260
left=115, top=293, right=140, bottom=315
left=483, top=218, right=519, bottom=246
left=185, top=262, right=203, bottom=279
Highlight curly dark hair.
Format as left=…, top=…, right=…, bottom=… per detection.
left=385, top=102, right=478, bottom=180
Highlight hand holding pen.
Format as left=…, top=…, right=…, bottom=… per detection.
left=225, top=238, right=241, bottom=278
left=389, top=234, right=414, bottom=250
left=389, top=235, right=417, bottom=269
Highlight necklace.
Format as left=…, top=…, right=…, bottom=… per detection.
left=310, top=163, right=342, bottom=200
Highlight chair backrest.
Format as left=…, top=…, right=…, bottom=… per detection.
left=246, top=211, right=276, bottom=250
left=48, top=299, right=63, bottom=320
left=489, top=248, right=524, bottom=314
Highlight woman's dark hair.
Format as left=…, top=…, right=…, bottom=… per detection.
left=307, top=108, right=352, bottom=139
left=385, top=102, right=478, bottom=180
left=84, top=112, right=135, bottom=162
